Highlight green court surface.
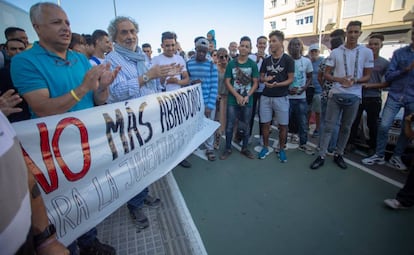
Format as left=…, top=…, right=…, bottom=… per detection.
left=173, top=144, right=414, bottom=255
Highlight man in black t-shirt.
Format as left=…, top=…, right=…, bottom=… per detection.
left=258, top=30, right=294, bottom=163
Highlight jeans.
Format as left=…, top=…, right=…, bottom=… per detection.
left=319, top=94, right=360, bottom=156
left=204, top=109, right=216, bottom=151
left=376, top=96, right=414, bottom=157
left=320, top=98, right=339, bottom=152
left=349, top=97, right=381, bottom=149
left=225, top=104, right=252, bottom=150
left=127, top=187, right=149, bottom=212
left=249, top=92, right=262, bottom=136
left=289, top=98, right=308, bottom=145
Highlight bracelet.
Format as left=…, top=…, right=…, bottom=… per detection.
left=36, top=236, right=58, bottom=251
left=70, top=89, right=81, bottom=102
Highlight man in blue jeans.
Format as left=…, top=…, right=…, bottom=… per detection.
left=220, top=36, right=259, bottom=160
left=310, top=20, right=373, bottom=170
left=362, top=27, right=414, bottom=171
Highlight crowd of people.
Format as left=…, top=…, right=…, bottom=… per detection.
left=1, top=2, right=413, bottom=254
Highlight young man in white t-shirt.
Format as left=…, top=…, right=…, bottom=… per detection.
left=151, top=31, right=189, bottom=92
left=310, top=20, right=374, bottom=170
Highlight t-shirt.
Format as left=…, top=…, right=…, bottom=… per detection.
left=363, top=56, right=389, bottom=98
left=89, top=56, right=104, bottom=66
left=248, top=53, right=268, bottom=93
left=288, top=56, right=313, bottom=100
left=311, top=57, right=324, bottom=94
left=225, top=58, right=259, bottom=106
left=260, top=53, right=295, bottom=97
left=0, top=111, right=31, bottom=254
left=152, top=53, right=187, bottom=91
left=325, top=44, right=374, bottom=98
left=11, top=42, right=94, bottom=118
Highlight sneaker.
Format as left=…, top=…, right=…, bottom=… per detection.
left=333, top=153, right=347, bottom=169
left=298, top=144, right=315, bottom=155
left=79, top=238, right=116, bottom=255
left=279, top=149, right=287, bottom=163
left=388, top=156, right=408, bottom=171
left=361, top=154, right=385, bottom=165
left=258, top=147, right=270, bottom=159
left=144, top=195, right=161, bottom=208
left=129, top=208, right=149, bottom=229
left=310, top=156, right=324, bottom=170
left=291, top=134, right=299, bottom=144
left=384, top=198, right=409, bottom=210
left=220, top=149, right=232, bottom=160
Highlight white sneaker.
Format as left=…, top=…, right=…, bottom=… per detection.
left=388, top=156, right=407, bottom=171
left=361, top=154, right=385, bottom=165
left=298, top=144, right=315, bottom=155
left=384, top=199, right=408, bottom=210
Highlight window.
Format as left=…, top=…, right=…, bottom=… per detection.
left=343, top=0, right=374, bottom=18
left=270, top=21, right=277, bottom=30
left=296, top=15, right=313, bottom=26
left=281, top=18, right=287, bottom=29
left=390, top=0, right=405, bottom=11
left=271, top=0, right=277, bottom=8
left=270, top=0, right=286, bottom=8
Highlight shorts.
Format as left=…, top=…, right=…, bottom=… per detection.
left=310, top=94, right=321, bottom=113
left=259, top=95, right=289, bottom=125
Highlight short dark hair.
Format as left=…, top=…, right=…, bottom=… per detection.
left=4, top=27, right=25, bottom=40
left=268, top=30, right=285, bottom=42
left=257, top=35, right=267, bottom=42
left=330, top=29, right=345, bottom=40
left=161, top=31, right=176, bottom=43
left=69, top=33, right=85, bottom=49
left=330, top=37, right=344, bottom=50
left=142, top=43, right=151, bottom=48
left=82, top=34, right=93, bottom=45
left=194, top=36, right=205, bottom=44
left=5, top=38, right=26, bottom=48
left=240, top=36, right=251, bottom=46
left=287, top=37, right=304, bottom=56
left=346, top=20, right=362, bottom=30
left=92, top=29, right=108, bottom=46
left=369, top=33, right=384, bottom=42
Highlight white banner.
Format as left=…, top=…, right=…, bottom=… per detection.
left=12, top=85, right=219, bottom=245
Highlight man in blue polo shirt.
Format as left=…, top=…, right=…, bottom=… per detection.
left=11, top=2, right=120, bottom=255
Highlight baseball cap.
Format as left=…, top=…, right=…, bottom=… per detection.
left=309, top=44, right=320, bottom=51
left=195, top=38, right=209, bottom=49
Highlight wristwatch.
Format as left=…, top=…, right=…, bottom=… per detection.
left=34, top=224, right=56, bottom=248
left=142, top=73, right=150, bottom=83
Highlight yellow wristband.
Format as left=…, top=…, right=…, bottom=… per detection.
left=70, top=89, right=81, bottom=102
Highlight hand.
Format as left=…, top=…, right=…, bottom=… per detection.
left=36, top=238, right=69, bottom=255
left=149, top=63, right=182, bottom=79
left=339, top=76, right=354, bottom=88
left=405, top=113, right=414, bottom=123
left=191, top=79, right=202, bottom=85
left=99, top=63, right=121, bottom=90
left=297, top=86, right=306, bottom=95
left=288, top=87, right=298, bottom=95
left=236, top=94, right=245, bottom=105
left=0, top=89, right=23, bottom=116
left=204, top=108, right=211, bottom=118
left=242, top=96, right=249, bottom=105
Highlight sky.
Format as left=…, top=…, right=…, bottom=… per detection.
left=6, top=0, right=264, bottom=53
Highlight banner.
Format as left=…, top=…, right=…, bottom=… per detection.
left=12, top=85, right=219, bottom=245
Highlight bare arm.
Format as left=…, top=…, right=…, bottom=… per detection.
left=28, top=167, right=69, bottom=255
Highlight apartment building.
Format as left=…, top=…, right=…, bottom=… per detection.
left=264, top=0, right=413, bottom=58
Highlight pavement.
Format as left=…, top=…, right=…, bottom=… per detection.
left=95, top=122, right=414, bottom=255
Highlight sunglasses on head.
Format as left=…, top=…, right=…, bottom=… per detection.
left=219, top=55, right=228, bottom=60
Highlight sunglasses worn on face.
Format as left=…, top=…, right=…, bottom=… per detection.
left=219, top=55, right=228, bottom=60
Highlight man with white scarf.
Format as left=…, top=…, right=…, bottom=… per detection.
left=105, top=16, right=180, bottom=231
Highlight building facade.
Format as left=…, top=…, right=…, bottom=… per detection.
left=264, top=0, right=413, bottom=58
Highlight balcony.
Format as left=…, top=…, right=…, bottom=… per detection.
left=296, top=0, right=315, bottom=8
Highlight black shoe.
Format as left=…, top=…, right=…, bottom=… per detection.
left=79, top=238, right=116, bottom=255
left=129, top=208, right=149, bottom=229
left=334, top=154, right=347, bottom=169
left=310, top=156, right=324, bottom=169
left=179, top=159, right=191, bottom=168
left=144, top=195, right=161, bottom=208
